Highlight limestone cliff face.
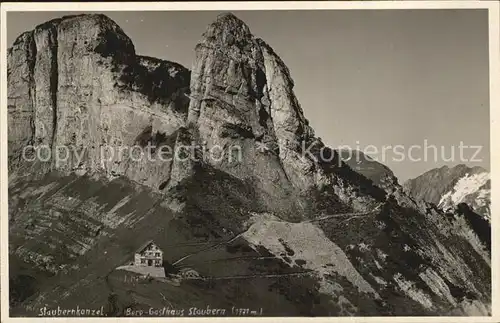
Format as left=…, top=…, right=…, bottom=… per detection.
left=8, top=14, right=190, bottom=190
left=186, top=13, right=383, bottom=215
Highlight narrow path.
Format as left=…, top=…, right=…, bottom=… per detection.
left=175, top=256, right=277, bottom=268
left=304, top=203, right=382, bottom=224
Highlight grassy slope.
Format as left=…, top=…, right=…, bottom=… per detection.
left=8, top=165, right=490, bottom=317
left=8, top=169, right=336, bottom=317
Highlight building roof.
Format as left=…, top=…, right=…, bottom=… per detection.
left=135, top=240, right=159, bottom=254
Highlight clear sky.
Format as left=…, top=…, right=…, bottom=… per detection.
left=7, top=9, right=490, bottom=181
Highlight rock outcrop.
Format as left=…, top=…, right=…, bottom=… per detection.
left=7, top=13, right=491, bottom=317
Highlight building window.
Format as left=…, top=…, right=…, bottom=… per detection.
left=141, top=259, right=145, bottom=264
left=155, top=252, right=160, bottom=257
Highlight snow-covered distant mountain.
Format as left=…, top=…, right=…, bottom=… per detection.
left=404, top=165, right=490, bottom=219
left=438, top=172, right=490, bottom=219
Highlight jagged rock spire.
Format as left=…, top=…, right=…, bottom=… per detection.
left=202, top=12, right=253, bottom=47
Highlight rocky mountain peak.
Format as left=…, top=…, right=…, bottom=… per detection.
left=35, top=13, right=135, bottom=62
left=5, top=12, right=406, bottom=216
left=7, top=13, right=491, bottom=316
left=404, top=164, right=491, bottom=220
left=202, top=12, right=253, bottom=47
left=8, top=13, right=190, bottom=189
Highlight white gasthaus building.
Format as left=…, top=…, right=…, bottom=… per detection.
left=134, top=240, right=163, bottom=267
